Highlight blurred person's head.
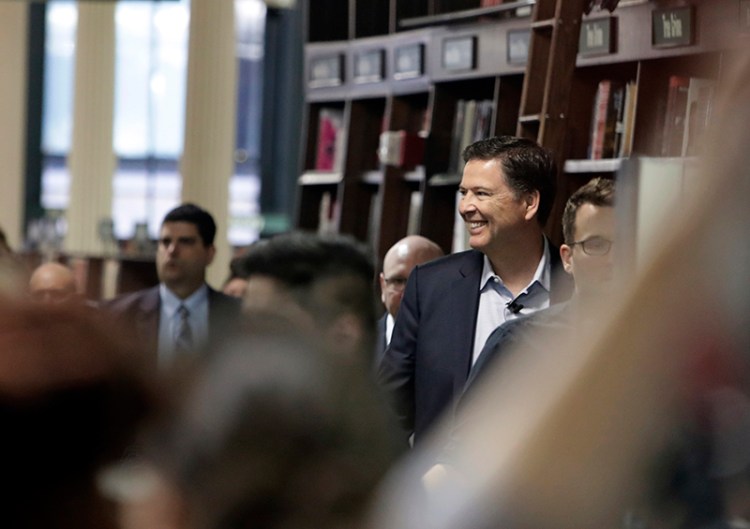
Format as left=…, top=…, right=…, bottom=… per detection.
left=0, top=300, right=154, bottom=529
left=459, top=136, right=556, bottom=256
left=0, top=226, right=12, bottom=256
left=29, top=261, right=79, bottom=304
left=222, top=255, right=249, bottom=298
left=132, top=326, right=400, bottom=529
left=560, top=177, right=616, bottom=302
left=157, top=204, right=217, bottom=299
left=0, top=226, right=28, bottom=297
left=379, top=236, right=443, bottom=318
left=239, top=232, right=377, bottom=360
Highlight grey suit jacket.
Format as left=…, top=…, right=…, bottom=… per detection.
left=103, top=284, right=241, bottom=364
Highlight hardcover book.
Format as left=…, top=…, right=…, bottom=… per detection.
left=661, top=75, right=690, bottom=157
left=314, top=108, right=345, bottom=171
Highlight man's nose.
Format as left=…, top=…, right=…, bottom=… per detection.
left=459, top=196, right=476, bottom=215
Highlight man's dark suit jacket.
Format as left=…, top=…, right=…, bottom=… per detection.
left=373, top=313, right=388, bottom=372
left=103, top=284, right=242, bottom=364
left=377, top=247, right=573, bottom=442
left=437, top=302, right=573, bottom=464
left=463, top=301, right=572, bottom=398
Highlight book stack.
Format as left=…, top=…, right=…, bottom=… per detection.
left=588, top=79, right=638, bottom=160
left=447, top=99, right=495, bottom=175
left=681, top=77, right=715, bottom=157
left=660, top=76, right=716, bottom=158
left=661, top=75, right=690, bottom=157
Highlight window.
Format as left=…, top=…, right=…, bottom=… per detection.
left=40, top=0, right=265, bottom=247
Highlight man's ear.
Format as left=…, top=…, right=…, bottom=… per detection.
left=378, top=272, right=387, bottom=304
left=524, top=190, right=540, bottom=221
left=206, top=244, right=216, bottom=265
left=560, top=244, right=574, bottom=275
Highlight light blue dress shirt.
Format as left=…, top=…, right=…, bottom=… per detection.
left=471, top=239, right=552, bottom=364
left=158, top=284, right=210, bottom=367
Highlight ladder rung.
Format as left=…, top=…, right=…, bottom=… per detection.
left=518, top=114, right=542, bottom=123
left=531, top=18, right=556, bottom=30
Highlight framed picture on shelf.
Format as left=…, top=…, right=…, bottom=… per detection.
left=651, top=5, right=694, bottom=48
left=353, top=49, right=385, bottom=84
left=442, top=36, right=476, bottom=72
left=308, top=54, right=344, bottom=89
left=507, top=29, right=531, bottom=65
left=394, top=43, right=425, bottom=80
left=578, top=17, right=617, bottom=57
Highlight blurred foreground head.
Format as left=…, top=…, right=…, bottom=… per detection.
left=28, top=261, right=79, bottom=304
left=139, top=324, right=400, bottom=529
left=239, top=231, right=377, bottom=361
left=0, top=300, right=154, bottom=529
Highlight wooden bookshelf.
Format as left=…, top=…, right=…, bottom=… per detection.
left=297, top=0, right=749, bottom=259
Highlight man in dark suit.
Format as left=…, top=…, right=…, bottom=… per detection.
left=375, top=235, right=444, bottom=371
left=463, top=177, right=616, bottom=394
left=104, top=203, right=240, bottom=368
left=378, top=136, right=574, bottom=444
left=427, top=177, right=617, bottom=476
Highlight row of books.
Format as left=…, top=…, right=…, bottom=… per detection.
left=316, top=76, right=713, bottom=174
left=587, top=75, right=716, bottom=161
left=587, top=79, right=638, bottom=160
left=661, top=75, right=716, bottom=157
left=447, top=99, right=495, bottom=175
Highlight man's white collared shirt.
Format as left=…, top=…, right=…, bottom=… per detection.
left=471, top=240, right=552, bottom=364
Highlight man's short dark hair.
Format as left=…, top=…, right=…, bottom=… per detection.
left=462, top=136, right=557, bottom=226
left=562, top=177, right=615, bottom=244
left=162, top=203, right=216, bottom=246
left=239, top=231, right=377, bottom=349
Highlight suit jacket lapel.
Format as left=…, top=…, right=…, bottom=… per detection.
left=135, top=286, right=161, bottom=359
left=450, top=251, right=484, bottom=381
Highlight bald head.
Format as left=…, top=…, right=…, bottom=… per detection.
left=29, top=262, right=78, bottom=304
left=380, top=236, right=443, bottom=318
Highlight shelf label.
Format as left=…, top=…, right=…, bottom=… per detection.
left=442, top=36, right=476, bottom=72
left=507, top=29, right=531, bottom=65
left=394, top=43, right=424, bottom=80
left=652, top=5, right=694, bottom=48
left=579, top=17, right=616, bottom=57
left=741, top=0, right=750, bottom=32
left=353, top=49, right=385, bottom=84
left=308, top=54, right=344, bottom=88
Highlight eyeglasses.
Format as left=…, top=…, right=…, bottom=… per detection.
left=383, top=276, right=408, bottom=290
left=567, top=236, right=613, bottom=256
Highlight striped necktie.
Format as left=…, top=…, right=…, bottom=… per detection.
left=174, top=304, right=194, bottom=353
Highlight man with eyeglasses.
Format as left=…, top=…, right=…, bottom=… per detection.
left=463, top=176, right=616, bottom=393
left=376, top=236, right=444, bottom=369
left=420, top=177, right=616, bottom=481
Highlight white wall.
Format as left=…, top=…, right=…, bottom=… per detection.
left=0, top=4, right=28, bottom=249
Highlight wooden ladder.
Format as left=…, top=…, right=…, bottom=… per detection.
left=516, top=0, right=589, bottom=244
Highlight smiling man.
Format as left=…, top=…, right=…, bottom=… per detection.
left=104, top=203, right=240, bottom=368
left=463, top=176, right=616, bottom=394
left=378, top=136, right=573, bottom=444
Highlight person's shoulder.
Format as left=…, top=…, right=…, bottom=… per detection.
left=208, top=288, right=242, bottom=312
left=415, top=249, right=482, bottom=274
left=512, top=303, right=570, bottom=334
left=101, top=286, right=159, bottom=313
